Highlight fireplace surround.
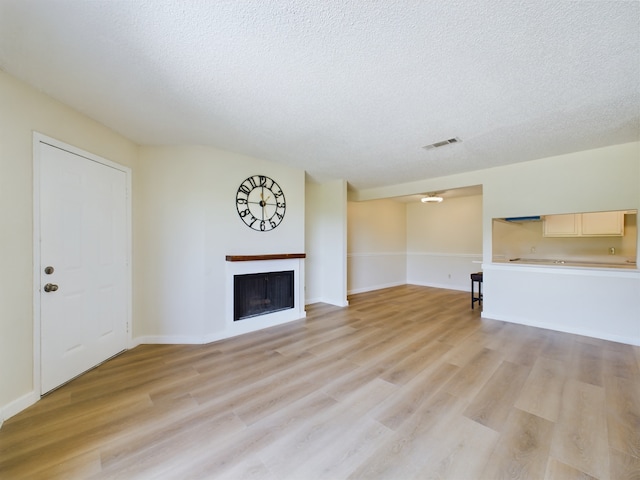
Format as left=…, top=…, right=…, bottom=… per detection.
left=225, top=254, right=306, bottom=335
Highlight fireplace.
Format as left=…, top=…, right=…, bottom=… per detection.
left=234, top=270, right=294, bottom=321
left=225, top=253, right=306, bottom=337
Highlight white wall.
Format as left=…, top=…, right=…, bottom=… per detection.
left=486, top=264, right=639, bottom=344
left=480, top=143, right=640, bottom=345
left=0, top=72, right=138, bottom=423
left=135, top=146, right=306, bottom=343
left=354, top=142, right=640, bottom=345
left=406, top=194, right=483, bottom=291
left=305, top=179, right=324, bottom=304
left=305, top=179, right=348, bottom=305
left=347, top=198, right=407, bottom=294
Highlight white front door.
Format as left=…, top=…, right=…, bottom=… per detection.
left=38, top=140, right=129, bottom=393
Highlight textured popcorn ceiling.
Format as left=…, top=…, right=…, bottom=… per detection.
left=0, top=1, right=638, bottom=190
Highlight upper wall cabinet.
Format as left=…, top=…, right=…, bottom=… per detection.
left=543, top=211, right=625, bottom=237
left=543, top=214, right=581, bottom=236
left=580, top=211, right=625, bottom=236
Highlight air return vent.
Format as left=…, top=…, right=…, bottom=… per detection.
left=423, top=137, right=461, bottom=150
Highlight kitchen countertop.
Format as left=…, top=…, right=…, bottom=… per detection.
left=496, top=257, right=637, bottom=269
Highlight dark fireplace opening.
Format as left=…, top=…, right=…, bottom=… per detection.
left=234, top=270, right=294, bottom=321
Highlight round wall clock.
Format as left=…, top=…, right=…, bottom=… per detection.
left=236, top=175, right=286, bottom=231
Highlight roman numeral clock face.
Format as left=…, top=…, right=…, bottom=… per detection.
left=236, top=175, right=286, bottom=231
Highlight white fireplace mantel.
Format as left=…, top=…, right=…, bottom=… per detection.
left=224, top=254, right=306, bottom=337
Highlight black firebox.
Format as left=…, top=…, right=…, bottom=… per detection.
left=233, top=270, right=294, bottom=321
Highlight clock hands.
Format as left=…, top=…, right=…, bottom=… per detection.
left=259, top=191, right=271, bottom=205
left=258, top=189, right=273, bottom=221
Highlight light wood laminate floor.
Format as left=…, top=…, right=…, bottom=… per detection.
left=1, top=285, right=639, bottom=479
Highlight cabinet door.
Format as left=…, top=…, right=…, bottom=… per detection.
left=581, top=211, right=624, bottom=236
left=543, top=214, right=581, bottom=237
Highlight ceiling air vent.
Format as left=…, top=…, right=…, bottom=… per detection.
left=423, top=137, right=461, bottom=150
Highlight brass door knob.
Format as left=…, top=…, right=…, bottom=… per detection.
left=44, top=283, right=59, bottom=292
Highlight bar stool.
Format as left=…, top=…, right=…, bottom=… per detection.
left=470, top=272, right=483, bottom=309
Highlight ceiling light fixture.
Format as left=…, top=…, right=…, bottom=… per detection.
left=421, top=194, right=443, bottom=203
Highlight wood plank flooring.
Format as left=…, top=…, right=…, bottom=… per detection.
left=1, top=285, right=639, bottom=479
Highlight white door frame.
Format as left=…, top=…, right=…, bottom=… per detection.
left=32, top=132, right=133, bottom=396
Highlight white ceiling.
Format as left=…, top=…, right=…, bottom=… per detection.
left=1, top=1, right=638, bottom=190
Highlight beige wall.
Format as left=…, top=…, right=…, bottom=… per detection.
left=0, top=72, right=138, bottom=420
left=347, top=198, right=407, bottom=293
left=353, top=142, right=640, bottom=344
left=406, top=194, right=483, bottom=253
left=346, top=194, right=483, bottom=293
left=354, top=142, right=639, bottom=263
left=480, top=143, right=640, bottom=262
left=348, top=199, right=407, bottom=253
left=306, top=179, right=348, bottom=305
left=135, top=146, right=306, bottom=341
left=406, top=194, right=483, bottom=290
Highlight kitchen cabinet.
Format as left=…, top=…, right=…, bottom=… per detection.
left=544, top=212, right=624, bottom=237
left=543, top=214, right=581, bottom=236
left=581, top=211, right=624, bottom=236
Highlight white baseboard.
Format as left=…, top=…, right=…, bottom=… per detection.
left=133, top=334, right=212, bottom=345
left=305, top=297, right=349, bottom=307
left=348, top=281, right=405, bottom=295
left=135, top=311, right=309, bottom=347
left=482, top=311, right=640, bottom=346
left=407, top=280, right=470, bottom=292
left=347, top=281, right=470, bottom=295
left=1, top=390, right=39, bottom=427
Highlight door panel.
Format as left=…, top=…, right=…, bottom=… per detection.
left=39, top=142, right=128, bottom=393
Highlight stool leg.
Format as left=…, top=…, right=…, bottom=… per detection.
left=471, top=279, right=475, bottom=309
